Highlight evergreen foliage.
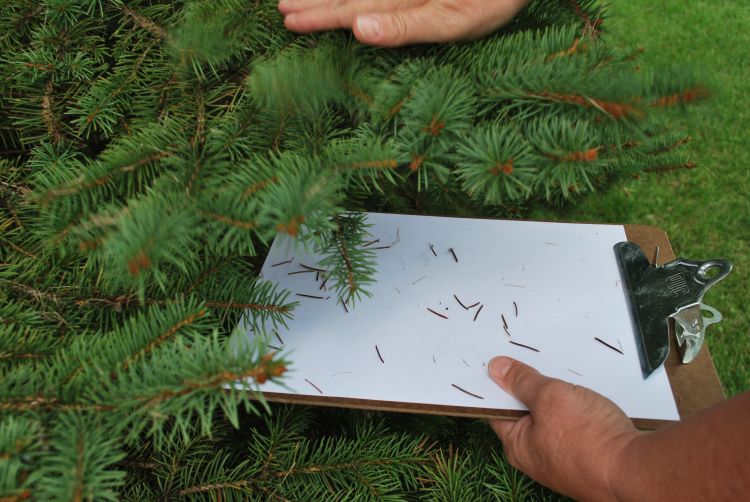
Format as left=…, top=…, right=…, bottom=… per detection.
left=0, top=0, right=700, bottom=498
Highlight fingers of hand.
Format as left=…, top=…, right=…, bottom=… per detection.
left=489, top=416, right=533, bottom=470
left=280, top=0, right=418, bottom=33
left=279, top=0, right=471, bottom=46
left=354, top=6, right=460, bottom=46
left=488, top=356, right=559, bottom=410
left=278, top=0, right=330, bottom=15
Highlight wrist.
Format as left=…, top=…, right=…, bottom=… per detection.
left=604, top=429, right=646, bottom=502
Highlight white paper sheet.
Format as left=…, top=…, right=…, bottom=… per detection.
left=244, top=213, right=679, bottom=421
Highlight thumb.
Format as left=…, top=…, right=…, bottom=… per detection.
left=488, top=356, right=551, bottom=409
left=353, top=8, right=453, bottom=47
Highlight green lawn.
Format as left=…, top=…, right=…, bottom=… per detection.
left=535, top=1, right=749, bottom=395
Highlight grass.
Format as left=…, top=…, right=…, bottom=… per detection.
left=535, top=1, right=749, bottom=395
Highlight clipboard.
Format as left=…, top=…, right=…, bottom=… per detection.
left=249, top=217, right=726, bottom=430
left=618, top=224, right=725, bottom=428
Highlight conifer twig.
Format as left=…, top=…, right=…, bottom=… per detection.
left=121, top=5, right=167, bottom=39
left=334, top=217, right=358, bottom=299
left=0, top=396, right=113, bottom=412
left=646, top=136, right=691, bottom=155
left=178, top=480, right=253, bottom=497
left=199, top=211, right=256, bottom=230
left=140, top=360, right=286, bottom=408
left=241, top=176, right=278, bottom=199
left=0, top=351, right=46, bottom=361
left=41, top=80, right=62, bottom=144
left=38, top=151, right=172, bottom=204
left=568, top=0, right=603, bottom=38
left=122, top=309, right=208, bottom=370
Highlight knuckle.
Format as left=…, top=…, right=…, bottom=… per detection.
left=332, top=0, right=351, bottom=26
left=390, top=11, right=410, bottom=41
left=440, top=17, right=467, bottom=39
left=535, top=380, right=567, bottom=407
left=510, top=364, right=538, bottom=390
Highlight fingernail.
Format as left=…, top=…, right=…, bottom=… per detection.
left=356, top=16, right=382, bottom=40
left=489, top=357, right=512, bottom=381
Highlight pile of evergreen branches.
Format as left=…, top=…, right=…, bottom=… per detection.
left=1, top=0, right=700, bottom=498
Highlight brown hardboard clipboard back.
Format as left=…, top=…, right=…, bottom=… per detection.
left=258, top=222, right=726, bottom=430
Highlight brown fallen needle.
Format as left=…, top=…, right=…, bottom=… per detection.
left=300, top=263, right=326, bottom=273
left=503, top=325, right=511, bottom=338
left=375, top=345, right=384, bottom=364
left=466, top=302, right=480, bottom=309
left=341, top=299, right=349, bottom=313
left=594, top=337, right=624, bottom=355
left=451, top=384, right=484, bottom=400
left=449, top=248, right=458, bottom=263
left=362, top=239, right=380, bottom=248
left=509, top=340, right=540, bottom=353
left=513, top=301, right=518, bottom=317
left=288, top=270, right=315, bottom=275
left=429, top=244, right=437, bottom=257
left=501, top=314, right=508, bottom=330
left=305, top=379, right=323, bottom=395
left=427, top=308, right=448, bottom=319
left=454, top=294, right=468, bottom=309
left=297, top=293, right=324, bottom=299
left=271, top=259, right=293, bottom=267
left=473, top=304, right=483, bottom=322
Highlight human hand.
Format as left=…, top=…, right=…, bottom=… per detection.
left=278, top=0, right=531, bottom=47
left=487, top=357, right=641, bottom=502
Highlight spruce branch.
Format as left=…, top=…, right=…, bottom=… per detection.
left=483, top=451, right=546, bottom=500
left=120, top=307, right=209, bottom=371
left=420, top=448, right=483, bottom=501
left=198, top=210, right=256, bottom=230
left=35, top=150, right=171, bottom=204
left=36, top=414, right=125, bottom=502
left=40, top=80, right=62, bottom=144
left=0, top=326, right=59, bottom=365
left=0, top=416, right=40, bottom=501
left=646, top=135, right=691, bottom=156
left=651, top=88, right=709, bottom=108
left=568, top=0, right=603, bottom=38
left=0, top=236, right=37, bottom=259
left=530, top=91, right=644, bottom=120
left=455, top=125, right=537, bottom=204
left=0, top=396, right=113, bottom=413
left=242, top=176, right=278, bottom=199
left=70, top=41, right=160, bottom=138
left=121, top=5, right=167, bottom=40
left=99, top=333, right=287, bottom=444
left=317, top=213, right=377, bottom=304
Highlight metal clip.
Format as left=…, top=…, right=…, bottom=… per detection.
left=614, top=242, right=732, bottom=377
left=672, top=303, right=723, bottom=364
